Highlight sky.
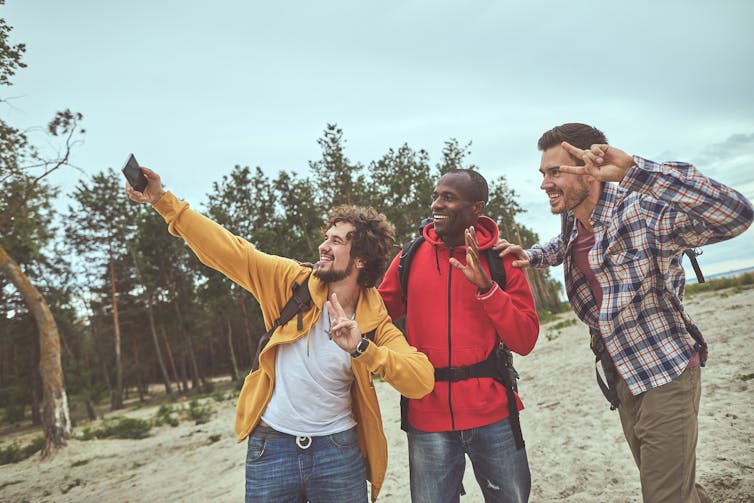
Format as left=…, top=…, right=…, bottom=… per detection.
left=4, top=0, right=754, bottom=288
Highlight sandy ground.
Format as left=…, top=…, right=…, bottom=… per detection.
left=1, top=287, right=753, bottom=502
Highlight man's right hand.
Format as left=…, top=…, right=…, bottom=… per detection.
left=492, top=239, right=530, bottom=269
left=126, top=167, right=166, bottom=204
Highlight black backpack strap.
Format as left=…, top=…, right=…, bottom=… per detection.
left=483, top=247, right=507, bottom=291
left=685, top=248, right=705, bottom=284
left=590, top=333, right=621, bottom=410
left=483, top=248, right=525, bottom=449
left=432, top=346, right=523, bottom=449
left=251, top=274, right=312, bottom=372
left=398, top=235, right=425, bottom=304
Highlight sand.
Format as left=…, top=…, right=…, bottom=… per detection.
left=1, top=287, right=753, bottom=502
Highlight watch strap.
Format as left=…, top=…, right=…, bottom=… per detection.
left=350, top=337, right=369, bottom=358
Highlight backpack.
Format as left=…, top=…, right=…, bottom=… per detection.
left=560, top=212, right=708, bottom=410
left=398, top=222, right=525, bottom=450
left=250, top=272, right=375, bottom=373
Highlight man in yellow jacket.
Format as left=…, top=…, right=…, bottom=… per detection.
left=127, top=167, right=434, bottom=502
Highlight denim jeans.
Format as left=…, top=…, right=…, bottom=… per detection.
left=245, top=424, right=367, bottom=503
left=407, top=417, right=531, bottom=503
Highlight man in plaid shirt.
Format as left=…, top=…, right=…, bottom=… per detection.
left=498, top=123, right=753, bottom=502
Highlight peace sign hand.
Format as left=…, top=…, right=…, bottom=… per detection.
left=326, top=292, right=362, bottom=353
left=558, top=141, right=634, bottom=183
left=449, top=226, right=494, bottom=291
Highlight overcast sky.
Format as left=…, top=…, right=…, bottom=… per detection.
left=4, top=0, right=754, bottom=285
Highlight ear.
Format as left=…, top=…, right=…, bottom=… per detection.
left=472, top=200, right=486, bottom=217
left=355, top=258, right=365, bottom=269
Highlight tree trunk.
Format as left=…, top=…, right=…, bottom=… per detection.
left=133, top=341, right=145, bottom=402
left=0, top=245, right=71, bottom=456
left=108, top=253, right=123, bottom=409
left=147, top=303, right=174, bottom=399
left=171, top=291, right=201, bottom=390
left=85, top=400, right=97, bottom=421
left=160, top=325, right=181, bottom=393
left=129, top=246, right=174, bottom=400
left=30, top=343, right=42, bottom=426
left=226, top=318, right=239, bottom=382
left=238, top=290, right=255, bottom=364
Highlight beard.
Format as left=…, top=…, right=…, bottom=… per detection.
left=313, top=258, right=355, bottom=283
left=551, top=180, right=590, bottom=215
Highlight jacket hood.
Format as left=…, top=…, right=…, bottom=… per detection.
left=423, top=215, right=499, bottom=250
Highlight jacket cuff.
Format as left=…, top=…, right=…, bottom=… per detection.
left=476, top=281, right=499, bottom=301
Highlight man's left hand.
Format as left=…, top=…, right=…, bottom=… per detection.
left=327, top=293, right=362, bottom=353
left=449, top=226, right=494, bottom=292
left=559, top=141, right=634, bottom=183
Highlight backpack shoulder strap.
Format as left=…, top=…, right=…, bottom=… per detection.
left=398, top=235, right=425, bottom=304
left=270, top=273, right=312, bottom=334
left=685, top=248, right=705, bottom=284
left=483, top=248, right=506, bottom=291
left=251, top=273, right=312, bottom=372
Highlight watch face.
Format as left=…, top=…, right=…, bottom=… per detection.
left=359, top=338, right=369, bottom=352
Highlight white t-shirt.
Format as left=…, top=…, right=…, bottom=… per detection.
left=260, top=303, right=357, bottom=436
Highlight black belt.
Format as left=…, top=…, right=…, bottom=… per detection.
left=434, top=352, right=498, bottom=382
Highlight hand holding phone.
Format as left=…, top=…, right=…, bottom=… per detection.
left=121, top=154, right=148, bottom=193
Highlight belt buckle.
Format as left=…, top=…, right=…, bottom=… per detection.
left=295, top=436, right=312, bottom=449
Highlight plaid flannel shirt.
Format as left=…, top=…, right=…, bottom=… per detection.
left=528, top=156, right=754, bottom=395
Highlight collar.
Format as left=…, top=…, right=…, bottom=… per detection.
left=590, top=182, right=623, bottom=228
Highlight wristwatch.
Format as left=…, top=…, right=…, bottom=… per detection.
left=350, top=337, right=370, bottom=358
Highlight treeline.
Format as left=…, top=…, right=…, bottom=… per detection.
left=1, top=124, right=562, bottom=427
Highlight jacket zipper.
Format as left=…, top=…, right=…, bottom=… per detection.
left=447, top=246, right=455, bottom=430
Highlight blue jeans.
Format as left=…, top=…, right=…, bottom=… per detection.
left=245, top=424, right=367, bottom=503
left=407, top=417, right=531, bottom=503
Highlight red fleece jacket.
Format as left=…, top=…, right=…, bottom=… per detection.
left=378, top=216, right=539, bottom=431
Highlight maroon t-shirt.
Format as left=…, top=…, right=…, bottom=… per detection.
left=571, top=219, right=699, bottom=368
left=572, top=219, right=602, bottom=308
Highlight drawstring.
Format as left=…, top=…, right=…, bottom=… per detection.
left=434, top=244, right=441, bottom=274
left=304, top=307, right=318, bottom=357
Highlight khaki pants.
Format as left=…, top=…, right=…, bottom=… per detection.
left=616, top=366, right=711, bottom=503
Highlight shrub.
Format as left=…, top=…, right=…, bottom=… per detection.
left=685, top=272, right=754, bottom=296
left=0, top=436, right=44, bottom=465
left=76, top=417, right=151, bottom=440
left=153, top=404, right=180, bottom=427
left=185, top=399, right=213, bottom=425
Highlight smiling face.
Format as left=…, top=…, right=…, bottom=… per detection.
left=539, top=146, right=591, bottom=215
left=431, top=172, right=483, bottom=246
left=314, top=221, right=358, bottom=284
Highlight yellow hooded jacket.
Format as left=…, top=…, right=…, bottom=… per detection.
left=153, top=192, right=434, bottom=501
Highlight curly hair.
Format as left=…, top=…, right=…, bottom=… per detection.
left=325, top=205, right=396, bottom=288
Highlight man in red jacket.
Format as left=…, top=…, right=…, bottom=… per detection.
left=379, top=169, right=539, bottom=503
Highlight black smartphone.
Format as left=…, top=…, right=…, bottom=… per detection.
left=121, top=153, right=148, bottom=193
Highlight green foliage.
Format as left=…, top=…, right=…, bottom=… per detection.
left=152, top=399, right=214, bottom=427
left=543, top=317, right=578, bottom=342
left=0, top=435, right=44, bottom=465
left=684, top=272, right=754, bottom=297
left=1, top=384, right=26, bottom=422
left=185, top=399, right=213, bottom=425
left=76, top=416, right=151, bottom=440
left=153, top=404, right=180, bottom=427
left=536, top=302, right=572, bottom=324
left=0, top=0, right=27, bottom=87
left=549, top=318, right=578, bottom=331
left=210, top=390, right=226, bottom=402
left=364, top=143, right=433, bottom=246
